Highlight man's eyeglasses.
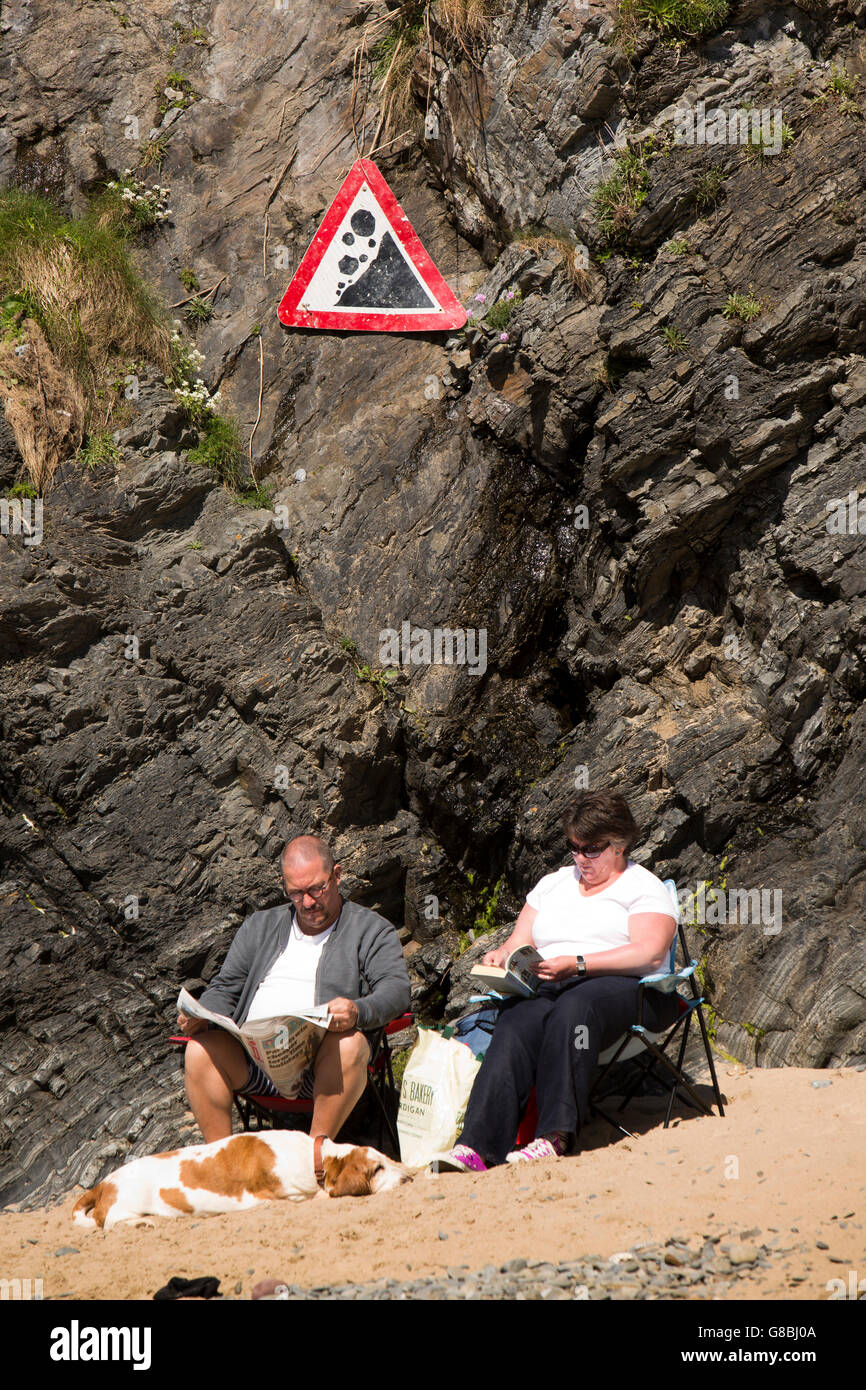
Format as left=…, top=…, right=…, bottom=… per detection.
left=567, top=840, right=610, bottom=859
left=286, top=874, right=333, bottom=904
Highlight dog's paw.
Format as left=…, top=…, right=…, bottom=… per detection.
left=129, top=1218, right=156, bottom=1229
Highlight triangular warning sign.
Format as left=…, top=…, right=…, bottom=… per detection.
left=277, top=160, right=467, bottom=333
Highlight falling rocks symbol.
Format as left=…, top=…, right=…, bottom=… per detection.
left=337, top=228, right=433, bottom=310
left=277, top=159, right=466, bottom=333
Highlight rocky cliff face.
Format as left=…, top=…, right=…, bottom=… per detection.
left=1, top=0, right=865, bottom=1206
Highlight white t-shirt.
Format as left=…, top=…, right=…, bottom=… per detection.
left=245, top=915, right=336, bottom=1019
left=525, top=862, right=676, bottom=963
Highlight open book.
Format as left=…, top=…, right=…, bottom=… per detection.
left=469, top=945, right=542, bottom=998
left=177, top=987, right=331, bottom=1098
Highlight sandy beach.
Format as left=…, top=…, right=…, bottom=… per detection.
left=2, top=1066, right=863, bottom=1302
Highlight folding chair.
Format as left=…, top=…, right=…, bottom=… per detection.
left=506, top=879, right=725, bottom=1148
left=171, top=1012, right=413, bottom=1158
left=588, top=879, right=725, bottom=1138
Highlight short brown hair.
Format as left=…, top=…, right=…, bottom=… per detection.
left=562, top=791, right=639, bottom=853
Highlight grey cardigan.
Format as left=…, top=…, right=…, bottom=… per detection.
left=198, top=898, right=410, bottom=1032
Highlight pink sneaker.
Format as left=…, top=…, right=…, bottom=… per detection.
left=429, top=1144, right=488, bottom=1173
left=505, top=1133, right=568, bottom=1163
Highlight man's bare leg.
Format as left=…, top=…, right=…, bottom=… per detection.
left=184, top=1031, right=250, bottom=1142
left=310, top=1030, right=371, bottom=1139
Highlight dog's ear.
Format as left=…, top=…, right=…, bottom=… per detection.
left=323, top=1149, right=376, bottom=1198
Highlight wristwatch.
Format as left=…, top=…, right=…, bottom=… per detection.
left=575, top=955, right=587, bottom=978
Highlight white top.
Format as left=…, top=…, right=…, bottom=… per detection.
left=525, top=862, right=676, bottom=963
left=245, top=914, right=336, bottom=1019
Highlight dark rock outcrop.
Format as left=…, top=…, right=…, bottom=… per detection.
left=2, top=1, right=865, bottom=1205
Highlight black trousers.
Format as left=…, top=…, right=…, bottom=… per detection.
left=458, top=976, right=680, bottom=1167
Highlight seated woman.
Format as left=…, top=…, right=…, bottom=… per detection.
left=434, top=790, right=680, bottom=1171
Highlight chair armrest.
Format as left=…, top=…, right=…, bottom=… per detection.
left=384, top=1012, right=414, bottom=1035
left=639, top=964, right=696, bottom=994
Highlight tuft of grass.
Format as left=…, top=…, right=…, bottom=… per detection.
left=170, top=22, right=210, bottom=52
left=722, top=287, right=763, bottom=321
left=139, top=133, right=171, bottom=172
left=692, top=164, right=726, bottom=212
left=157, top=71, right=199, bottom=116
left=742, top=121, right=795, bottom=162
left=812, top=64, right=862, bottom=116
left=0, top=192, right=170, bottom=377
left=76, top=429, right=122, bottom=470
left=187, top=413, right=247, bottom=491
left=178, top=267, right=199, bottom=292
left=439, top=0, right=501, bottom=51
left=457, top=872, right=505, bottom=953
left=370, top=4, right=427, bottom=128
left=8, top=479, right=38, bottom=499
left=592, top=144, right=653, bottom=246
left=185, top=294, right=214, bottom=325
left=616, top=0, right=729, bottom=48
left=660, top=324, right=689, bottom=352
left=516, top=228, right=592, bottom=291
left=663, top=236, right=690, bottom=255
left=360, top=1, right=502, bottom=154
left=100, top=174, right=171, bottom=230
left=236, top=482, right=274, bottom=509
left=485, top=287, right=522, bottom=331
left=355, top=663, right=401, bottom=698
left=1, top=289, right=40, bottom=340
left=0, top=188, right=171, bottom=488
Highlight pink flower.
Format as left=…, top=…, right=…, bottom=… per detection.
left=474, top=293, right=487, bottom=303
left=499, top=332, right=509, bottom=342
left=505, top=289, right=515, bottom=300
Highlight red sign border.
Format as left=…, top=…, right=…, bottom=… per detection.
left=277, top=159, right=467, bottom=333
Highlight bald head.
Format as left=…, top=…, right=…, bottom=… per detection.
left=281, top=835, right=335, bottom=879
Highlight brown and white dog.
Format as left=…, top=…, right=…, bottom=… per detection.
left=73, top=1131, right=411, bottom=1231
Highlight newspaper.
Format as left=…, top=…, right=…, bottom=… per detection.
left=177, top=987, right=331, bottom=1099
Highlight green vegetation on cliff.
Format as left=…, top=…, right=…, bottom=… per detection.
left=0, top=188, right=171, bottom=401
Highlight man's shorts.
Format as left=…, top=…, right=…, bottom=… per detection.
left=236, top=1029, right=376, bottom=1102
left=237, top=1057, right=315, bottom=1101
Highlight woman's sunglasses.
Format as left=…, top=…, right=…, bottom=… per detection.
left=566, top=840, right=610, bottom=859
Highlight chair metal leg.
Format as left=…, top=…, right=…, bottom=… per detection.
left=615, top=1020, right=687, bottom=1112
left=589, top=921, right=727, bottom=1137
left=590, top=1033, right=634, bottom=1102
left=366, top=1032, right=401, bottom=1155
left=634, top=1031, right=715, bottom=1121
left=589, top=1097, right=638, bottom=1140
left=664, top=1013, right=692, bottom=1127
left=694, top=996, right=726, bottom=1117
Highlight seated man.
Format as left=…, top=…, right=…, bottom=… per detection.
left=178, top=835, right=410, bottom=1142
